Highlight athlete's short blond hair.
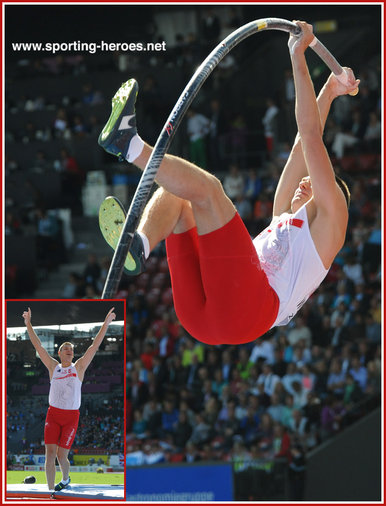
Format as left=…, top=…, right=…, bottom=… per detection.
left=58, top=342, right=74, bottom=352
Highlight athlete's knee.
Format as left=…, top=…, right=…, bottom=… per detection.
left=194, top=174, right=226, bottom=208
left=56, top=448, right=69, bottom=461
left=174, top=199, right=195, bottom=233
left=208, top=174, right=224, bottom=194
left=45, top=447, right=57, bottom=461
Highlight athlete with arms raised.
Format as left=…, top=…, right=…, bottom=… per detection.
left=22, top=307, right=116, bottom=495
left=98, top=21, right=359, bottom=346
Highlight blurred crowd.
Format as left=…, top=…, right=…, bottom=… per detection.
left=123, top=277, right=380, bottom=462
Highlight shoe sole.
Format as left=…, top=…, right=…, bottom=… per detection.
left=99, top=196, right=139, bottom=274
left=98, top=79, right=138, bottom=158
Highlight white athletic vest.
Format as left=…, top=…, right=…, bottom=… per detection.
left=49, top=363, right=82, bottom=410
left=253, top=204, right=328, bottom=327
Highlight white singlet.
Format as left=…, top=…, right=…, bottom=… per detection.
left=253, top=204, right=328, bottom=327
left=49, top=363, right=82, bottom=410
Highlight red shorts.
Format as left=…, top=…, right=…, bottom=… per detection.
left=44, top=405, right=80, bottom=449
left=166, top=213, right=279, bottom=345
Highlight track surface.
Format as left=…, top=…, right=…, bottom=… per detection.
left=6, top=483, right=124, bottom=500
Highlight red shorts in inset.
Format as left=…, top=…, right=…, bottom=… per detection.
left=44, top=405, right=80, bottom=449
left=166, top=213, right=279, bottom=345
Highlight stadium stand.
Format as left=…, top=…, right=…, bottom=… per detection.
left=5, top=4, right=381, bottom=500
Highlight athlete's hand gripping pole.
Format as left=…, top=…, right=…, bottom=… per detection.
left=101, top=18, right=358, bottom=299
left=294, top=25, right=359, bottom=95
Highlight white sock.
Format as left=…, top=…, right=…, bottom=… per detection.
left=62, top=477, right=70, bottom=485
left=137, top=231, right=150, bottom=259
left=125, top=134, right=144, bottom=163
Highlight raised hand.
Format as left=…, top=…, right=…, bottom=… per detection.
left=288, top=21, right=315, bottom=56
left=325, top=68, right=360, bottom=98
left=22, top=307, right=32, bottom=326
left=105, top=307, right=116, bottom=325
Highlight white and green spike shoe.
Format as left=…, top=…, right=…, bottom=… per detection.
left=98, top=79, right=139, bottom=161
left=99, top=196, right=145, bottom=275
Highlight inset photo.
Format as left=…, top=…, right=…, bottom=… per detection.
left=5, top=299, right=126, bottom=501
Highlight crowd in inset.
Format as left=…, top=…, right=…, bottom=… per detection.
left=72, top=399, right=124, bottom=453
left=7, top=352, right=125, bottom=457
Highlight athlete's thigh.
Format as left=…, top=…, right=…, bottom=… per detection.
left=44, top=411, right=61, bottom=446
left=58, top=412, right=80, bottom=450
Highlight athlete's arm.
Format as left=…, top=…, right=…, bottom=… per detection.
left=273, top=26, right=359, bottom=216
left=22, top=308, right=58, bottom=373
left=273, top=85, right=334, bottom=216
left=75, top=307, right=116, bottom=375
left=288, top=21, right=358, bottom=213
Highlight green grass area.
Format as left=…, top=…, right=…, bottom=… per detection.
left=7, top=471, right=124, bottom=486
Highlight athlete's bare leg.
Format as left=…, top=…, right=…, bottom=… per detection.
left=134, top=144, right=236, bottom=237
left=45, top=444, right=57, bottom=490
left=56, top=447, right=70, bottom=482
left=138, top=188, right=196, bottom=251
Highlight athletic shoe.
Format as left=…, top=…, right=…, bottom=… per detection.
left=54, top=477, right=71, bottom=492
left=98, top=78, right=139, bottom=161
left=99, top=196, right=145, bottom=276
left=23, top=475, right=36, bottom=484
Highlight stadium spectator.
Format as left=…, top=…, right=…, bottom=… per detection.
left=287, top=316, right=312, bottom=348
left=240, top=405, right=260, bottom=444
left=250, top=337, right=275, bottom=365
left=262, top=97, right=279, bottom=158
left=173, top=410, right=193, bottom=450
left=257, top=364, right=281, bottom=397
left=189, top=412, right=212, bottom=446
left=160, top=399, right=179, bottom=438
left=186, top=108, right=210, bottom=169
left=342, top=373, right=363, bottom=408
left=222, top=163, right=244, bottom=201
left=349, top=356, right=368, bottom=391
left=267, top=393, right=285, bottom=423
